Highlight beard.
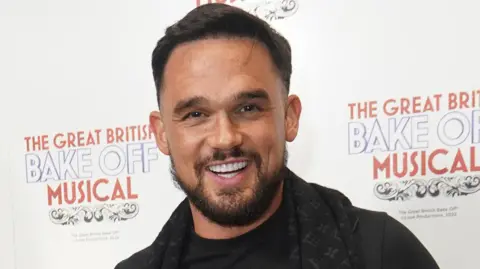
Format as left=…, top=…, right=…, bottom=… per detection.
left=170, top=145, right=288, bottom=227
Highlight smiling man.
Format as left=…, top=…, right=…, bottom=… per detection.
left=115, top=3, right=440, bottom=269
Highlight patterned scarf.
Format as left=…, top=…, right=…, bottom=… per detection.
left=115, top=168, right=365, bottom=269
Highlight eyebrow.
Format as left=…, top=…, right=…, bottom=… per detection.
left=173, top=96, right=208, bottom=116
left=232, top=88, right=270, bottom=102
left=172, top=88, right=270, bottom=115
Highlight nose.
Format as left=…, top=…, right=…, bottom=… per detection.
left=206, top=113, right=242, bottom=150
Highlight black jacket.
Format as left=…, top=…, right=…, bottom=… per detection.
left=115, top=170, right=440, bottom=269
left=352, top=207, right=439, bottom=269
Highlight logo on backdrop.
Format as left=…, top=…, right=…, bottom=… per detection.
left=23, top=124, right=159, bottom=225
left=347, top=89, right=480, bottom=202
left=196, top=0, right=299, bottom=21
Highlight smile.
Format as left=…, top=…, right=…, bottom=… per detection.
left=207, top=161, right=248, bottom=178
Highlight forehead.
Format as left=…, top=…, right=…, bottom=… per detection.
left=161, top=38, right=282, bottom=107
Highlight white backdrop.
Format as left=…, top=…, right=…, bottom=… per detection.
left=0, top=151, right=15, bottom=269
left=1, top=4, right=17, bottom=267
left=1, top=1, right=479, bottom=269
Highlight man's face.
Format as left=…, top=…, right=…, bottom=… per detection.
left=150, top=38, right=301, bottom=226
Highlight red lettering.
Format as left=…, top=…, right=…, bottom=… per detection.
left=78, top=181, right=85, bottom=204
left=372, top=148, right=480, bottom=180
left=448, top=93, right=458, bottom=110
left=93, top=178, right=109, bottom=202
left=106, top=128, right=115, bottom=143
left=373, top=155, right=390, bottom=179
left=111, top=180, right=126, bottom=200
left=423, top=97, right=434, bottom=112
left=348, top=103, right=356, bottom=119
left=48, top=184, right=62, bottom=206
left=67, top=132, right=76, bottom=147
left=51, top=130, right=102, bottom=149
left=87, top=179, right=92, bottom=202
left=116, top=127, right=125, bottom=143
left=63, top=181, right=77, bottom=204
left=459, top=92, right=469, bottom=109
left=470, top=146, right=480, bottom=171
left=451, top=149, right=468, bottom=173
left=86, top=132, right=95, bottom=146
left=383, top=99, right=397, bottom=116
left=77, top=131, right=85, bottom=147
left=400, top=98, right=410, bottom=114
left=420, top=151, right=426, bottom=176
left=24, top=135, right=49, bottom=152
left=393, top=152, right=408, bottom=178
left=383, top=95, right=442, bottom=117
left=146, top=124, right=155, bottom=140
left=47, top=177, right=139, bottom=206
left=127, top=176, right=138, bottom=199
left=412, top=96, right=421, bottom=113
left=428, top=149, right=448, bottom=175
left=408, top=151, right=427, bottom=177
left=53, top=133, right=65, bottom=149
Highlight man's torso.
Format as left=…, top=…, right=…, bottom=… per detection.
left=179, top=199, right=290, bottom=269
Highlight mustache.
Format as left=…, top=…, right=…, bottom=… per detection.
left=194, top=146, right=262, bottom=177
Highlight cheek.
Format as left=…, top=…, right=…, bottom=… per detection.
left=168, top=124, right=202, bottom=149
left=246, top=119, right=285, bottom=154
left=167, top=128, right=204, bottom=169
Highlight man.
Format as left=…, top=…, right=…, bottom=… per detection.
left=116, top=3, right=439, bottom=269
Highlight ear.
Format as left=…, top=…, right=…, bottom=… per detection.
left=284, top=94, right=302, bottom=142
left=149, top=111, right=170, bottom=155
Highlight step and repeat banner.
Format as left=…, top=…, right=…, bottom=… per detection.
left=1, top=1, right=479, bottom=269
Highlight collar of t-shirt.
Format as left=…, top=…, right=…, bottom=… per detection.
left=187, top=199, right=287, bottom=251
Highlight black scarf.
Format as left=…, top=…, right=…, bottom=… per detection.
left=116, top=169, right=365, bottom=269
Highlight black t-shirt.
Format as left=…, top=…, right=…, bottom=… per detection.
left=179, top=200, right=290, bottom=269
left=178, top=203, right=439, bottom=269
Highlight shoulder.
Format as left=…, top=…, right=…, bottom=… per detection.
left=349, top=207, right=439, bottom=269
left=114, top=245, right=158, bottom=269
left=114, top=199, right=192, bottom=269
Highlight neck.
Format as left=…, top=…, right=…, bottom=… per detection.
left=189, top=181, right=284, bottom=240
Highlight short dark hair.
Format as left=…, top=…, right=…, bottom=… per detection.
left=151, top=3, right=292, bottom=108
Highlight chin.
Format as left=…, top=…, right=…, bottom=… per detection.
left=171, top=157, right=285, bottom=227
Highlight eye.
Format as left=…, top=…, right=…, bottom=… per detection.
left=183, top=111, right=204, bottom=120
left=239, top=104, right=260, bottom=113
left=190, top=111, right=203, bottom=117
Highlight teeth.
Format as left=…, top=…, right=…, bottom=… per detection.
left=208, top=161, right=248, bottom=173
left=220, top=172, right=239, bottom=178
